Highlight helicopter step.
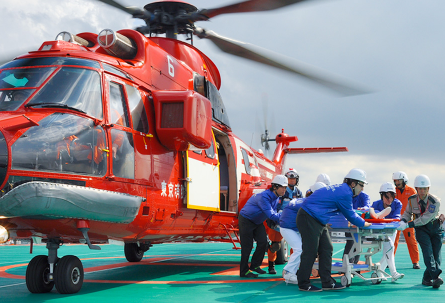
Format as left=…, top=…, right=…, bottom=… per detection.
left=218, top=223, right=241, bottom=250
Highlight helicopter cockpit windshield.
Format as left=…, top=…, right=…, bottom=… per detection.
left=0, top=57, right=103, bottom=118
left=26, top=67, right=102, bottom=118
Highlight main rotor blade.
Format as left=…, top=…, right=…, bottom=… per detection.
left=194, top=28, right=370, bottom=96
left=197, top=0, right=308, bottom=20
left=96, top=0, right=152, bottom=19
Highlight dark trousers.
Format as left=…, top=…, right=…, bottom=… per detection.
left=296, top=208, right=334, bottom=287
left=415, top=220, right=443, bottom=281
left=238, top=214, right=268, bottom=276
left=343, top=235, right=360, bottom=264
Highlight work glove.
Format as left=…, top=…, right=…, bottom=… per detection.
left=397, top=221, right=407, bottom=231
left=266, top=218, right=276, bottom=229
left=269, top=241, right=281, bottom=253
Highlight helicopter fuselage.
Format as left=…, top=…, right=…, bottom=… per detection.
left=0, top=28, right=290, bottom=247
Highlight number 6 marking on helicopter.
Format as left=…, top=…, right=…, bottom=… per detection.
left=167, top=55, right=174, bottom=77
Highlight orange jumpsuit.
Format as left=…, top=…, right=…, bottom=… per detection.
left=266, top=225, right=282, bottom=262
left=394, top=184, right=420, bottom=264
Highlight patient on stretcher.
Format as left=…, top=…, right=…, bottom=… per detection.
left=370, top=182, right=404, bottom=281
left=361, top=207, right=392, bottom=219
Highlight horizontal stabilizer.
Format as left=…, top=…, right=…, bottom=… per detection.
left=285, top=147, right=348, bottom=154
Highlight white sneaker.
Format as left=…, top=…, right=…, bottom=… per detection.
left=284, top=271, right=298, bottom=285
left=392, top=272, right=404, bottom=281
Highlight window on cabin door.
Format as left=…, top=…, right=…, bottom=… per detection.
left=107, top=80, right=134, bottom=179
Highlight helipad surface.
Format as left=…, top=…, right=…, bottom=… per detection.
left=0, top=241, right=443, bottom=302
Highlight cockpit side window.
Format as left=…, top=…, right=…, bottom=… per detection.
left=193, top=73, right=207, bottom=97
left=111, top=129, right=134, bottom=179
left=109, top=81, right=129, bottom=127
left=126, top=84, right=148, bottom=133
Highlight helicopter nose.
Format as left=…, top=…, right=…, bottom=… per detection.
left=0, top=131, right=7, bottom=187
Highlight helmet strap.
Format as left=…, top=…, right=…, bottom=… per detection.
left=352, top=183, right=358, bottom=197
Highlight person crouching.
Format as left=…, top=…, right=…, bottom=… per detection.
left=238, top=175, right=287, bottom=278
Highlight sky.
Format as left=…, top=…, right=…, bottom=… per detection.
left=1, top=0, right=445, bottom=211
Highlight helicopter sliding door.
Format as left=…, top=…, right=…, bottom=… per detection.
left=185, top=131, right=220, bottom=211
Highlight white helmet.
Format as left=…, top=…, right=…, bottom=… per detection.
left=392, top=171, right=408, bottom=184
left=414, top=175, right=431, bottom=187
left=316, top=173, right=331, bottom=186
left=272, top=175, right=288, bottom=187
left=285, top=168, right=299, bottom=179
left=310, top=182, right=327, bottom=193
left=379, top=182, right=396, bottom=193
left=344, top=168, right=368, bottom=184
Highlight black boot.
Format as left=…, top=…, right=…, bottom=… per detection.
left=268, top=261, right=276, bottom=274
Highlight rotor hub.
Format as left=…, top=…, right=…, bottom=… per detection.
left=144, top=1, right=197, bottom=14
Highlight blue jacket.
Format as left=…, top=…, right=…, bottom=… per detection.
left=279, top=198, right=304, bottom=231
left=278, top=186, right=303, bottom=211
left=352, top=191, right=371, bottom=210
left=239, top=189, right=281, bottom=225
left=301, top=183, right=366, bottom=227
left=371, top=199, right=402, bottom=219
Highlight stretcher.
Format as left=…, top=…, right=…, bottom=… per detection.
left=318, top=214, right=400, bottom=287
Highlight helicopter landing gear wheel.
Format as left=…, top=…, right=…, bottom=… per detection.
left=371, top=272, right=382, bottom=285
left=26, top=255, right=54, bottom=293
left=124, top=243, right=144, bottom=262
left=54, top=255, right=83, bottom=294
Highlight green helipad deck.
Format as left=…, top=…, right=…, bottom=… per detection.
left=0, top=242, right=443, bottom=302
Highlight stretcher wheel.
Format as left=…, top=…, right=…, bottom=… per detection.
left=275, top=238, right=289, bottom=264
left=371, top=272, right=382, bottom=284
left=341, top=275, right=350, bottom=287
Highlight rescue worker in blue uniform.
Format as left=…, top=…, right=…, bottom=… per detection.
left=296, top=168, right=372, bottom=292
left=283, top=168, right=303, bottom=201
left=266, top=169, right=303, bottom=274
left=280, top=182, right=327, bottom=285
left=343, top=190, right=371, bottom=263
left=398, top=175, right=443, bottom=288
left=352, top=191, right=371, bottom=210
left=238, top=175, right=287, bottom=278
left=305, top=173, right=330, bottom=197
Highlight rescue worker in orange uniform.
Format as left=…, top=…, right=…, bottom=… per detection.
left=392, top=171, right=420, bottom=269
left=266, top=169, right=302, bottom=275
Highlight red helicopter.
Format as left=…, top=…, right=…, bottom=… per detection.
left=0, top=0, right=357, bottom=294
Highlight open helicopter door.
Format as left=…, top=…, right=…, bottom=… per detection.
left=185, top=131, right=220, bottom=211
